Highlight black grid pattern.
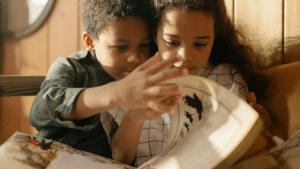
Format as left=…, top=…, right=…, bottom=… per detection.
left=197, top=62, right=248, bottom=100
left=100, top=107, right=170, bottom=166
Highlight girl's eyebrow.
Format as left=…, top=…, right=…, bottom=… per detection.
left=163, top=34, right=179, bottom=38
left=163, top=34, right=212, bottom=40
left=195, top=36, right=211, bottom=40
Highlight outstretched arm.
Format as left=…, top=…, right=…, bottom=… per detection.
left=61, top=52, right=187, bottom=120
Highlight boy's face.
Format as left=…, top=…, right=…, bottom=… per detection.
left=90, top=16, right=151, bottom=80
left=155, top=10, right=215, bottom=75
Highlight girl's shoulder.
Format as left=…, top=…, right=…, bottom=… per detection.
left=196, top=62, right=238, bottom=78
left=196, top=62, right=248, bottom=100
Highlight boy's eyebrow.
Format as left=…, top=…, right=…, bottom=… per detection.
left=116, top=39, right=129, bottom=42
left=164, top=34, right=212, bottom=40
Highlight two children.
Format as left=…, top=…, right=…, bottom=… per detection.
left=30, top=0, right=269, bottom=167
left=29, top=0, right=187, bottom=159
left=110, top=0, right=268, bottom=167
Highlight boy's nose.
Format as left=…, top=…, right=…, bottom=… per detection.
left=127, top=51, right=140, bottom=63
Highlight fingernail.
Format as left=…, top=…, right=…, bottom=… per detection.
left=249, top=102, right=253, bottom=107
left=178, top=85, right=184, bottom=94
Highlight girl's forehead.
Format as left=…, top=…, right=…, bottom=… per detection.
left=161, top=10, right=214, bottom=26
left=158, top=10, right=215, bottom=38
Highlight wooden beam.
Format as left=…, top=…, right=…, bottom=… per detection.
left=0, top=75, right=45, bottom=96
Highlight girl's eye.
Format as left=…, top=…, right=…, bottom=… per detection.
left=166, top=41, right=178, bottom=46
left=114, top=45, right=127, bottom=50
left=195, top=43, right=206, bottom=48
left=140, top=43, right=150, bottom=48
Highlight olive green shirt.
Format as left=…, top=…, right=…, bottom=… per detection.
left=29, top=50, right=115, bottom=158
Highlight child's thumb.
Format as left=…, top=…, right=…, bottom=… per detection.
left=247, top=92, right=257, bottom=104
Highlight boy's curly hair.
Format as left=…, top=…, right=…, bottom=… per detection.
left=152, top=0, right=264, bottom=92
left=81, top=0, right=154, bottom=40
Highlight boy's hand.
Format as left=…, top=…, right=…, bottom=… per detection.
left=116, top=52, right=187, bottom=114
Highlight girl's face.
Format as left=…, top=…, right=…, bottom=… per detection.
left=93, top=16, right=151, bottom=80
left=155, top=10, right=215, bottom=75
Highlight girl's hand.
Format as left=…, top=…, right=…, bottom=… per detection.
left=116, top=52, right=187, bottom=114
left=247, top=92, right=272, bottom=134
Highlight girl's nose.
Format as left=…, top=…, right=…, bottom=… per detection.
left=178, top=47, right=192, bottom=61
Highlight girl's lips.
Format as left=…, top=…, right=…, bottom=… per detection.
left=176, top=66, right=197, bottom=75
left=175, top=66, right=195, bottom=70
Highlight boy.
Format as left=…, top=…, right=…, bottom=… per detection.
left=29, top=0, right=186, bottom=159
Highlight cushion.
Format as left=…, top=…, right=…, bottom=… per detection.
left=258, top=61, right=300, bottom=141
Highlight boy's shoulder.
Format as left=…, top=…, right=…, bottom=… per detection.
left=66, top=50, right=90, bottom=60
left=54, top=50, right=96, bottom=65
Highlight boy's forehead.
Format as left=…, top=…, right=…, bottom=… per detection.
left=98, top=16, right=151, bottom=41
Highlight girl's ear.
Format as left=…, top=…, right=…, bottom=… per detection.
left=83, top=31, right=95, bottom=52
left=153, top=35, right=157, bottom=44
left=153, top=31, right=158, bottom=44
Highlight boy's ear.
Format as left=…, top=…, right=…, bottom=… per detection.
left=83, top=31, right=95, bottom=52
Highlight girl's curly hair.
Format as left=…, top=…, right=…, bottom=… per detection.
left=152, top=0, right=264, bottom=92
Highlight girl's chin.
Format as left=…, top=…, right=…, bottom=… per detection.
left=187, top=68, right=198, bottom=75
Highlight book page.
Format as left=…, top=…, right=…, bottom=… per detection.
left=139, top=76, right=263, bottom=169
left=0, top=132, right=136, bottom=169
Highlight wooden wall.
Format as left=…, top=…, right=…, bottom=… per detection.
left=0, top=0, right=85, bottom=143
left=0, top=0, right=300, bottom=144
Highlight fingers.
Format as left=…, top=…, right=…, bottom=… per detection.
left=137, top=52, right=162, bottom=71
left=147, top=83, right=184, bottom=97
left=137, top=51, right=182, bottom=74
left=147, top=99, right=178, bottom=115
left=247, top=92, right=257, bottom=104
left=251, top=102, right=272, bottom=133
left=148, top=67, right=188, bottom=85
left=147, top=55, right=182, bottom=75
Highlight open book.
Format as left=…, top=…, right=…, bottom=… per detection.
left=0, top=75, right=263, bottom=169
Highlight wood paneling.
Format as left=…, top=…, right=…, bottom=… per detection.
left=284, top=0, right=300, bottom=63
left=49, top=0, right=80, bottom=64
left=0, top=0, right=82, bottom=144
left=235, top=0, right=284, bottom=66
left=225, top=0, right=234, bottom=19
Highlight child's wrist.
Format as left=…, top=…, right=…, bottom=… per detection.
left=108, top=81, right=125, bottom=108
left=127, top=109, right=146, bottom=124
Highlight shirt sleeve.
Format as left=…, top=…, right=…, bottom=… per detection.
left=29, top=57, right=93, bottom=131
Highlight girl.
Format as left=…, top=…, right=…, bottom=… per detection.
left=111, top=0, right=268, bottom=167
left=153, top=0, right=262, bottom=100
